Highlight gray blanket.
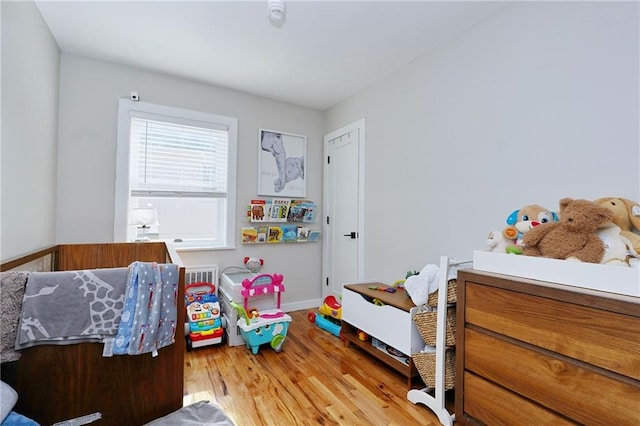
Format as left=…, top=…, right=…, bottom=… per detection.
left=0, top=272, right=29, bottom=362
left=15, top=268, right=128, bottom=349
left=144, top=401, right=235, bottom=426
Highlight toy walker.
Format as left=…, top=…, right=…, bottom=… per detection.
left=230, top=273, right=291, bottom=354
left=185, top=282, right=223, bottom=351
left=307, top=295, right=342, bottom=338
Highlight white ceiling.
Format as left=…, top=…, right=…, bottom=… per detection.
left=35, top=0, right=511, bottom=111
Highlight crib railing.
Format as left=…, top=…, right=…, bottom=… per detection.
left=0, top=242, right=185, bottom=426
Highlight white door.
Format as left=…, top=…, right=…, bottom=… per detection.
left=323, top=119, right=365, bottom=299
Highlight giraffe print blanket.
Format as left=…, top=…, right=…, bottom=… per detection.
left=15, top=267, right=129, bottom=349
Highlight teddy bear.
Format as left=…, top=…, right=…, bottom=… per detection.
left=522, top=198, right=614, bottom=263
left=501, top=204, right=558, bottom=253
left=593, top=197, right=640, bottom=255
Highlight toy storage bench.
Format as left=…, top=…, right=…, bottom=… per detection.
left=341, top=282, right=423, bottom=388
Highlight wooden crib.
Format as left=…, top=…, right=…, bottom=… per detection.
left=0, top=242, right=186, bottom=426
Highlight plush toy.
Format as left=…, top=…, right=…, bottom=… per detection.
left=243, top=257, right=264, bottom=273
left=596, top=224, right=631, bottom=266
left=522, top=198, right=614, bottom=263
left=486, top=229, right=517, bottom=253
left=501, top=204, right=558, bottom=253
left=593, top=197, right=640, bottom=255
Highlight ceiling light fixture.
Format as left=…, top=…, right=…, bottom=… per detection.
left=267, top=0, right=286, bottom=27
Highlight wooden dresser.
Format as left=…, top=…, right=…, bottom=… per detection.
left=455, top=269, right=640, bottom=425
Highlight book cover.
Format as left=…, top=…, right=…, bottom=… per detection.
left=308, top=230, right=320, bottom=242
left=287, top=200, right=307, bottom=222
left=270, top=198, right=291, bottom=222
left=242, top=227, right=258, bottom=244
left=267, top=226, right=283, bottom=243
left=249, top=199, right=268, bottom=222
left=281, top=225, right=298, bottom=242
left=297, top=227, right=309, bottom=242
left=302, top=201, right=317, bottom=222
left=256, top=226, right=269, bottom=243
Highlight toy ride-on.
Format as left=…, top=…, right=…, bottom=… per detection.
left=230, top=273, right=292, bottom=355
left=185, top=282, right=223, bottom=351
left=308, top=295, right=342, bottom=338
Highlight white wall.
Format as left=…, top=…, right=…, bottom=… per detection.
left=56, top=54, right=325, bottom=310
left=1, top=1, right=60, bottom=260
left=326, top=1, right=640, bottom=283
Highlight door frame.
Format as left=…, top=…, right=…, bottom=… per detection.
left=322, top=118, right=366, bottom=298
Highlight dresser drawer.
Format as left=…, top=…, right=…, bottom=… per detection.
left=342, top=288, right=422, bottom=355
left=464, top=328, right=640, bottom=425
left=462, top=372, right=575, bottom=426
left=465, top=282, right=640, bottom=380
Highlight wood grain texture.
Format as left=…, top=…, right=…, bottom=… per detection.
left=465, top=282, right=640, bottom=380
left=463, top=372, right=576, bottom=426
left=0, top=245, right=58, bottom=272
left=57, top=242, right=169, bottom=270
left=464, top=328, right=640, bottom=425
left=4, top=243, right=185, bottom=426
left=184, top=309, right=448, bottom=425
left=343, top=283, right=415, bottom=312
left=456, top=270, right=640, bottom=426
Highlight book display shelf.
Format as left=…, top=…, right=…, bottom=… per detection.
left=242, top=198, right=320, bottom=244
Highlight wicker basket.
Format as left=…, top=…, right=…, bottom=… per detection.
left=414, top=307, right=456, bottom=346
left=426, top=278, right=457, bottom=307
left=412, top=349, right=456, bottom=390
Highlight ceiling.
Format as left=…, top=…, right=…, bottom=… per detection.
left=35, top=0, right=511, bottom=111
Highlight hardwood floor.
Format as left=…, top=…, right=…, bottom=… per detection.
left=184, top=310, right=449, bottom=425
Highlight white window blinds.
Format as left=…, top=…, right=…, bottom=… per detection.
left=129, top=117, right=229, bottom=198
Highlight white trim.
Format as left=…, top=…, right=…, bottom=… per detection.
left=114, top=99, right=237, bottom=248
left=322, top=118, right=366, bottom=298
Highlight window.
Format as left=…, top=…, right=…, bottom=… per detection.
left=114, top=99, right=237, bottom=249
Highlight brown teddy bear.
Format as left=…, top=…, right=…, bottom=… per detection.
left=522, top=198, right=614, bottom=263
left=593, top=197, right=640, bottom=255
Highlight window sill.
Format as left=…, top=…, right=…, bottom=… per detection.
left=174, top=244, right=236, bottom=252
left=170, top=239, right=235, bottom=252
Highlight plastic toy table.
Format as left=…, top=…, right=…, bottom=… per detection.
left=231, top=272, right=292, bottom=354
left=236, top=308, right=292, bottom=354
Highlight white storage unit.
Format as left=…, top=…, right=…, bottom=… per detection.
left=219, top=271, right=278, bottom=347
left=341, top=287, right=424, bottom=358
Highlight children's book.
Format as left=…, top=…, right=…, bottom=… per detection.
left=308, top=230, right=320, bottom=242
left=286, top=200, right=317, bottom=223
left=249, top=199, right=270, bottom=222
left=287, top=200, right=307, bottom=222
left=267, top=226, right=283, bottom=243
left=242, top=227, right=258, bottom=244
left=281, top=225, right=298, bottom=242
left=297, top=227, right=309, bottom=242
left=302, top=201, right=317, bottom=223
left=256, top=226, right=268, bottom=243
left=270, top=198, right=291, bottom=222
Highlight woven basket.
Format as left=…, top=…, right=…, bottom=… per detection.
left=414, top=307, right=456, bottom=346
left=426, top=278, right=457, bottom=307
left=412, top=349, right=456, bottom=390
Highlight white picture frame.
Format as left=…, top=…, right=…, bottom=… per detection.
left=258, top=129, right=306, bottom=197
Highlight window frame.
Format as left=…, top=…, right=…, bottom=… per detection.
left=114, top=98, right=237, bottom=250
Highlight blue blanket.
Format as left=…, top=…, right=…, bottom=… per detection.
left=113, top=262, right=179, bottom=356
